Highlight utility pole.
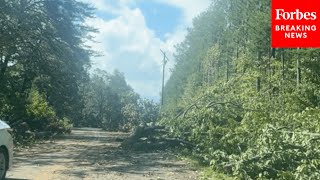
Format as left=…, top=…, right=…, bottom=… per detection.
left=160, top=49, right=168, bottom=107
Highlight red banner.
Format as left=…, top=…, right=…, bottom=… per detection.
left=272, top=0, right=320, bottom=48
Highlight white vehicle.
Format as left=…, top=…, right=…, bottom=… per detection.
left=0, top=120, right=13, bottom=180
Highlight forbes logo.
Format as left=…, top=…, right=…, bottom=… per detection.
left=275, top=9, right=317, bottom=20
left=272, top=0, right=320, bottom=48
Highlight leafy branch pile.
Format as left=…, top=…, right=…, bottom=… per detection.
left=120, top=124, right=195, bottom=151
left=161, top=0, right=320, bottom=179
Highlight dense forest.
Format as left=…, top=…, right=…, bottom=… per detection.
left=80, top=69, right=159, bottom=131
left=161, top=0, right=320, bottom=179
left=0, top=0, right=158, bottom=143
left=2, top=0, right=320, bottom=179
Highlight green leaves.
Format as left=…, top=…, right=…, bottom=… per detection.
left=26, top=88, right=56, bottom=119
left=81, top=69, right=159, bottom=131
left=0, top=0, right=95, bottom=140
left=160, top=0, right=320, bottom=179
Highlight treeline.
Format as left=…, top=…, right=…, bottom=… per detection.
left=161, top=0, right=320, bottom=179
left=0, top=0, right=94, bottom=140
left=80, top=69, right=159, bottom=131
left=0, top=0, right=158, bottom=143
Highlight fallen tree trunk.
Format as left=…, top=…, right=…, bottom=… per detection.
left=120, top=125, right=194, bottom=151
left=131, top=125, right=165, bottom=138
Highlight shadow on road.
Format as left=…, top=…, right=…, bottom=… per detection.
left=8, top=128, right=197, bottom=180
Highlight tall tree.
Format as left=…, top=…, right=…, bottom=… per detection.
left=0, top=0, right=95, bottom=136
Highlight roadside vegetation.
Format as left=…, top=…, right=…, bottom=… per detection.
left=160, top=0, right=320, bottom=179
left=0, top=0, right=158, bottom=145
left=1, top=0, right=320, bottom=179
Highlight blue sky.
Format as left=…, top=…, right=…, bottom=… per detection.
left=136, top=1, right=183, bottom=39
left=83, top=0, right=211, bottom=101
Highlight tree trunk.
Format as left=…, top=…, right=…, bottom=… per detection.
left=281, top=49, right=285, bottom=81
left=226, top=58, right=230, bottom=82
left=296, top=48, right=301, bottom=87
left=256, top=51, right=262, bottom=92
left=0, top=55, right=9, bottom=80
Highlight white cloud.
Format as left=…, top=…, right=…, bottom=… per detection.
left=85, top=8, right=164, bottom=100
left=83, top=0, right=210, bottom=100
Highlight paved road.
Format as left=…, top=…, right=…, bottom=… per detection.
left=6, top=128, right=198, bottom=180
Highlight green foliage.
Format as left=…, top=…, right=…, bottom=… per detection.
left=139, top=98, right=160, bottom=124
left=0, top=0, right=158, bottom=145
left=161, top=0, right=320, bottom=179
left=26, top=88, right=56, bottom=121
left=81, top=69, right=160, bottom=131
left=26, top=87, right=72, bottom=133
left=50, top=117, right=72, bottom=134
left=0, top=0, right=94, bottom=141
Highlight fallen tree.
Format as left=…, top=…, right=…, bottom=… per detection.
left=120, top=124, right=195, bottom=151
